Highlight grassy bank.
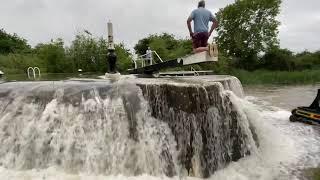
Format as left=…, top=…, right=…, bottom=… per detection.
left=230, top=69, right=320, bottom=85
left=305, top=168, right=320, bottom=180
left=315, top=172, right=320, bottom=180
left=0, top=54, right=46, bottom=74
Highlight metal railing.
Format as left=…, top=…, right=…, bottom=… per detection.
left=27, top=67, right=41, bottom=79
left=132, top=51, right=163, bottom=69
left=190, top=66, right=199, bottom=76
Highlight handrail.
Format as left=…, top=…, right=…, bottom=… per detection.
left=34, top=67, right=41, bottom=77
left=133, top=51, right=163, bottom=68
left=137, top=51, right=162, bottom=62
left=190, top=66, right=200, bottom=76
left=27, top=67, right=41, bottom=79
left=27, top=67, right=35, bottom=79
left=153, top=51, right=163, bottom=62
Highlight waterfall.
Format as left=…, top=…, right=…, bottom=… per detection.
left=0, top=77, right=257, bottom=178
left=137, top=79, right=256, bottom=177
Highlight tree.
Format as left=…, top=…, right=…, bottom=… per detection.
left=0, top=29, right=31, bottom=54
left=294, top=50, right=320, bottom=70
left=134, top=33, right=192, bottom=61
left=261, top=48, right=294, bottom=71
left=216, top=0, right=281, bottom=69
left=115, top=43, right=134, bottom=73
left=68, top=33, right=107, bottom=72
left=67, top=33, right=133, bottom=73
left=35, top=39, right=71, bottom=73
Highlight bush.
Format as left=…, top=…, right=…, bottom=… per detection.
left=0, top=54, right=45, bottom=74
left=261, top=48, right=295, bottom=71
left=134, top=33, right=193, bottom=61
left=293, top=51, right=319, bottom=70
left=201, top=55, right=232, bottom=74
left=35, top=39, right=71, bottom=73
left=231, top=69, right=320, bottom=84
left=115, top=44, right=134, bottom=73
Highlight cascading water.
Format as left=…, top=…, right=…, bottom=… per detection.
left=0, top=76, right=319, bottom=180
left=136, top=80, right=257, bottom=177
left=0, top=80, right=180, bottom=176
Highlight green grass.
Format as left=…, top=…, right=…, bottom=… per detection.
left=230, top=69, right=320, bottom=85
left=0, top=54, right=46, bottom=74
left=315, top=171, right=320, bottom=180
left=305, top=168, right=320, bottom=180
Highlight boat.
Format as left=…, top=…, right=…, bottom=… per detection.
left=290, top=89, right=320, bottom=124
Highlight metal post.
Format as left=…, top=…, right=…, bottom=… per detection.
left=107, top=21, right=117, bottom=73
left=107, top=22, right=114, bottom=50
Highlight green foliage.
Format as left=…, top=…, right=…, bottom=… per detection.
left=206, top=55, right=232, bottom=73
left=68, top=34, right=108, bottom=73
left=313, top=170, right=320, bottom=180
left=230, top=69, right=320, bottom=84
left=304, top=168, right=320, bottom=180
left=294, top=51, right=320, bottom=70
left=258, top=48, right=320, bottom=71
left=67, top=33, right=133, bottom=73
left=115, top=43, right=134, bottom=73
left=35, top=39, right=72, bottom=73
left=261, top=48, right=295, bottom=71
left=0, top=54, right=44, bottom=74
left=216, top=0, right=281, bottom=69
left=0, top=29, right=134, bottom=74
left=134, top=37, right=151, bottom=56
left=134, top=33, right=193, bottom=61
left=1, top=26, right=319, bottom=83
left=0, top=29, right=31, bottom=54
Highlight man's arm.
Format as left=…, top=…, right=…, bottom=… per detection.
left=208, top=19, right=218, bottom=37
left=187, top=17, right=193, bottom=38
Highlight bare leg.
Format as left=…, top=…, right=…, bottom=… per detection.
left=193, top=46, right=208, bottom=54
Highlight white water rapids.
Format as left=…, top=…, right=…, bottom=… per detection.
left=0, top=78, right=319, bottom=180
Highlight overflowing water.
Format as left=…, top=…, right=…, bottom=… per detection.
left=0, top=76, right=319, bottom=180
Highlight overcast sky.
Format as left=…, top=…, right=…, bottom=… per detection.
left=1, top=0, right=319, bottom=53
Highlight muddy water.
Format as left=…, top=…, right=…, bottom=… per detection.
left=244, top=84, right=320, bottom=179
left=244, top=84, right=320, bottom=111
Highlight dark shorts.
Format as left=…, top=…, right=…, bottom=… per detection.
left=192, top=32, right=209, bottom=49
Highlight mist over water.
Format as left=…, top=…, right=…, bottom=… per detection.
left=0, top=78, right=319, bottom=180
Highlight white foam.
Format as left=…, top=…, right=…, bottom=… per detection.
left=198, top=94, right=319, bottom=180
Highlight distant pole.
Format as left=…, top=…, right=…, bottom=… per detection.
left=107, top=21, right=117, bottom=73
left=107, top=22, right=114, bottom=50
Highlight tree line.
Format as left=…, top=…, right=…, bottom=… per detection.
left=0, top=29, right=133, bottom=74
left=0, top=0, right=319, bottom=75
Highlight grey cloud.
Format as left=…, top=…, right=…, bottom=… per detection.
left=279, top=0, right=320, bottom=52
left=0, top=0, right=319, bottom=52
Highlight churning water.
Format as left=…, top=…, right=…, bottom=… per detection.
left=0, top=76, right=319, bottom=180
